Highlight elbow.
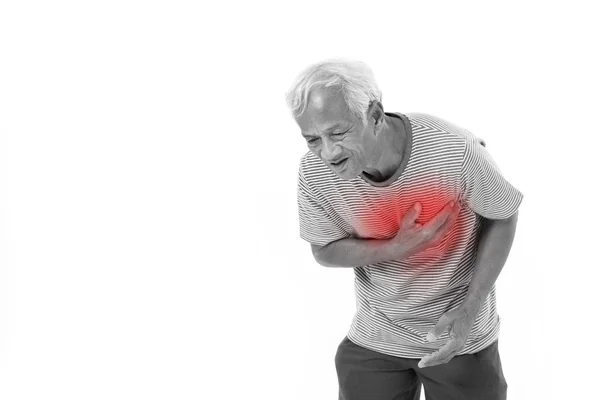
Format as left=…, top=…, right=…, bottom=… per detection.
left=311, top=243, right=336, bottom=268
left=314, top=254, right=334, bottom=268
left=311, top=244, right=327, bottom=267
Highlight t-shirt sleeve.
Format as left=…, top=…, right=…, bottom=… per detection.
left=460, top=136, right=523, bottom=219
left=297, top=168, right=351, bottom=247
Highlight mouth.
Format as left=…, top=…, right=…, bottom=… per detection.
left=330, top=157, right=348, bottom=168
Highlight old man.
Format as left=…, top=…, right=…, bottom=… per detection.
left=286, top=59, right=523, bottom=400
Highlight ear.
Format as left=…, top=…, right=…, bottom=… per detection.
left=367, top=101, right=385, bottom=134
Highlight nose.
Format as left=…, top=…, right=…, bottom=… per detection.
left=321, top=137, right=343, bottom=161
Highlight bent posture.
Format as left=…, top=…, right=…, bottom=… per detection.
left=286, top=59, right=522, bottom=400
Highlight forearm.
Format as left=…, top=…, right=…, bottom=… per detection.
left=464, top=212, right=519, bottom=309
left=315, top=237, right=400, bottom=268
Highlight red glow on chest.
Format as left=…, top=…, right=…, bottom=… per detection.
left=352, top=180, right=463, bottom=258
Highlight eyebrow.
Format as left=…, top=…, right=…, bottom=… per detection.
left=302, top=123, right=348, bottom=138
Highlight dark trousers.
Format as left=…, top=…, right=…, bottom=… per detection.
left=335, top=337, right=507, bottom=400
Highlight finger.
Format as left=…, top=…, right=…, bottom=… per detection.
left=401, top=202, right=422, bottom=228
left=419, top=353, right=458, bottom=368
left=434, top=338, right=463, bottom=360
left=419, top=348, right=455, bottom=368
left=451, top=201, right=462, bottom=219
left=448, top=327, right=458, bottom=339
left=427, top=315, right=450, bottom=342
left=418, top=350, right=438, bottom=368
left=437, top=202, right=461, bottom=234
left=422, top=342, right=456, bottom=365
left=418, top=356, right=433, bottom=368
left=428, top=202, right=461, bottom=241
left=424, top=201, right=456, bottom=231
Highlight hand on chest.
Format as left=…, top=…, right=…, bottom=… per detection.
left=349, top=179, right=461, bottom=240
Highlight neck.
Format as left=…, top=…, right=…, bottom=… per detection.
left=363, top=115, right=407, bottom=181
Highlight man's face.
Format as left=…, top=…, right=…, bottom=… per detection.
left=295, top=87, right=377, bottom=180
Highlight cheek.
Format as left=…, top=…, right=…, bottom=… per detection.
left=347, top=154, right=364, bottom=175
left=350, top=145, right=366, bottom=163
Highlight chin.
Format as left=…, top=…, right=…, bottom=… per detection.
left=336, top=170, right=356, bottom=180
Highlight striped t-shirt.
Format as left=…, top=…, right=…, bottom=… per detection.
left=297, top=112, right=523, bottom=358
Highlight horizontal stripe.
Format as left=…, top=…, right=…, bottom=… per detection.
left=297, top=112, right=523, bottom=358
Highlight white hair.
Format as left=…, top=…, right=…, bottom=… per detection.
left=284, top=58, right=383, bottom=125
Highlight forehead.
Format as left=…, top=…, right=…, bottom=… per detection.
left=295, top=87, right=356, bottom=133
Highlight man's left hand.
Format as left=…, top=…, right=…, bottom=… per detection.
left=418, top=302, right=480, bottom=368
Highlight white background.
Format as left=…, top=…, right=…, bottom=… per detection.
left=1, top=1, right=598, bottom=399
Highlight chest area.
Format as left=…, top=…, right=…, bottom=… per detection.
left=332, top=173, right=461, bottom=239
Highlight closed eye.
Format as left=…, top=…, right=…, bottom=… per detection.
left=332, top=130, right=348, bottom=137
left=306, top=130, right=347, bottom=144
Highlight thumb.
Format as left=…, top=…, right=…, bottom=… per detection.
left=427, top=314, right=450, bottom=342
left=402, top=202, right=422, bottom=226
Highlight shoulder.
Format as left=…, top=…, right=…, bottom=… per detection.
left=406, top=113, right=468, bottom=137
left=299, top=151, right=326, bottom=178
left=298, top=151, right=336, bottom=193
left=405, top=112, right=487, bottom=147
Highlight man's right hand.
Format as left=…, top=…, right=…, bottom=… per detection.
left=390, top=200, right=461, bottom=259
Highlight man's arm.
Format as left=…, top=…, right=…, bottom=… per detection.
left=312, top=200, right=460, bottom=268
left=419, top=211, right=520, bottom=368
left=463, top=211, right=520, bottom=311
left=311, top=239, right=399, bottom=268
